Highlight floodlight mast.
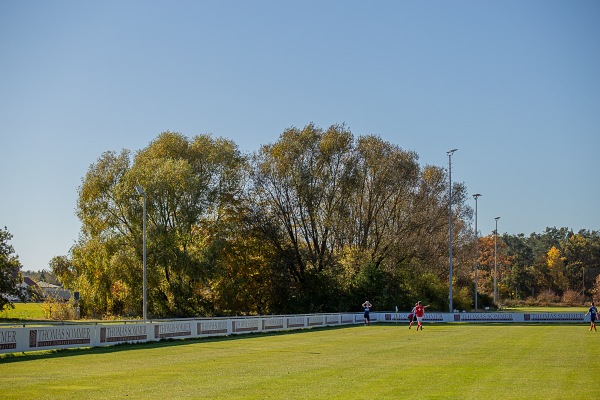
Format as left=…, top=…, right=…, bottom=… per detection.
left=494, top=216, right=501, bottom=305
left=135, top=185, right=147, bottom=321
left=473, top=194, right=482, bottom=311
left=447, top=149, right=457, bottom=313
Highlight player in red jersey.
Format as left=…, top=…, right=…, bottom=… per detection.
left=414, top=301, right=430, bottom=331
left=408, top=303, right=417, bottom=329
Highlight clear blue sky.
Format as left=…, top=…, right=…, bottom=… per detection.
left=1, top=1, right=599, bottom=271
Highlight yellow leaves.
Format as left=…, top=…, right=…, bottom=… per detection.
left=319, top=124, right=353, bottom=158
left=546, top=246, right=567, bottom=269
left=547, top=246, right=568, bottom=291
left=41, top=295, right=76, bottom=320
left=109, top=280, right=130, bottom=301
left=420, top=165, right=446, bottom=190
left=144, top=131, right=190, bottom=161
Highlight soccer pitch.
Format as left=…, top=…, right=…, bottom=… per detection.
left=1, top=323, right=598, bottom=399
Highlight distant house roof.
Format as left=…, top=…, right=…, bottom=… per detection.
left=22, top=277, right=70, bottom=300
left=36, top=281, right=60, bottom=289
left=23, top=277, right=38, bottom=287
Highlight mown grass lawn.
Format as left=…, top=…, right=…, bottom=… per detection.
left=1, top=323, right=598, bottom=399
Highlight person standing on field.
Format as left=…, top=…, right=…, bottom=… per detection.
left=362, top=300, right=372, bottom=326
left=414, top=301, right=430, bottom=331
left=586, top=302, right=598, bottom=332
left=409, top=302, right=417, bottom=329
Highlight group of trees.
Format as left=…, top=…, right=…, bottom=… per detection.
left=50, top=125, right=476, bottom=318
left=2, top=124, right=599, bottom=318
left=491, top=227, right=600, bottom=305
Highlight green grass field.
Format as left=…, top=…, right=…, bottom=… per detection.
left=0, top=302, right=45, bottom=321
left=1, top=322, right=598, bottom=399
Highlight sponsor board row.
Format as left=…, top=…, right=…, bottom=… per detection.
left=1, top=312, right=589, bottom=354
left=0, top=314, right=368, bottom=354
left=384, top=312, right=589, bottom=323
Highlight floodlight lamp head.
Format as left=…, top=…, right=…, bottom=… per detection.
left=495, top=216, right=501, bottom=221
left=447, top=148, right=458, bottom=155
left=473, top=193, right=482, bottom=199
left=135, top=186, right=145, bottom=196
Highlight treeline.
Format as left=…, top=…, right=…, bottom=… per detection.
left=491, top=227, right=600, bottom=306
left=47, top=125, right=600, bottom=318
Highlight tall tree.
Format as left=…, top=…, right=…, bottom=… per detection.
left=561, top=231, right=600, bottom=295
left=476, top=234, right=512, bottom=302
left=0, top=227, right=26, bottom=311
left=335, top=136, right=421, bottom=308
left=502, top=234, right=535, bottom=299
left=547, top=246, right=568, bottom=293
left=251, top=124, right=356, bottom=311
left=251, top=124, right=475, bottom=311
left=344, top=135, right=419, bottom=266
left=66, top=132, right=245, bottom=318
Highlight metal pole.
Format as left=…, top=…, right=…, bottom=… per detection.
left=447, top=149, right=457, bottom=313
left=494, top=216, right=500, bottom=305
left=135, top=185, right=148, bottom=322
left=473, top=194, right=481, bottom=311
left=142, top=192, right=147, bottom=321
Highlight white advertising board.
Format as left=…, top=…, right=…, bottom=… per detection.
left=0, top=312, right=592, bottom=355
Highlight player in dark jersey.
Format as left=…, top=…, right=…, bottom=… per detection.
left=362, top=300, right=372, bottom=326
left=586, top=302, right=598, bottom=332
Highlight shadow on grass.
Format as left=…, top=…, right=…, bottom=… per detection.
left=0, top=324, right=355, bottom=364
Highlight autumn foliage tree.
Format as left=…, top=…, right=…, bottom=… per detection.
left=547, top=246, right=568, bottom=293
left=475, top=234, right=512, bottom=304
left=492, top=228, right=600, bottom=305
left=54, top=132, right=245, bottom=318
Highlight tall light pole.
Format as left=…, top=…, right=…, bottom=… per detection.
left=447, top=148, right=458, bottom=313
left=135, top=185, right=147, bottom=321
left=494, top=216, right=500, bottom=305
left=473, top=194, right=482, bottom=311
